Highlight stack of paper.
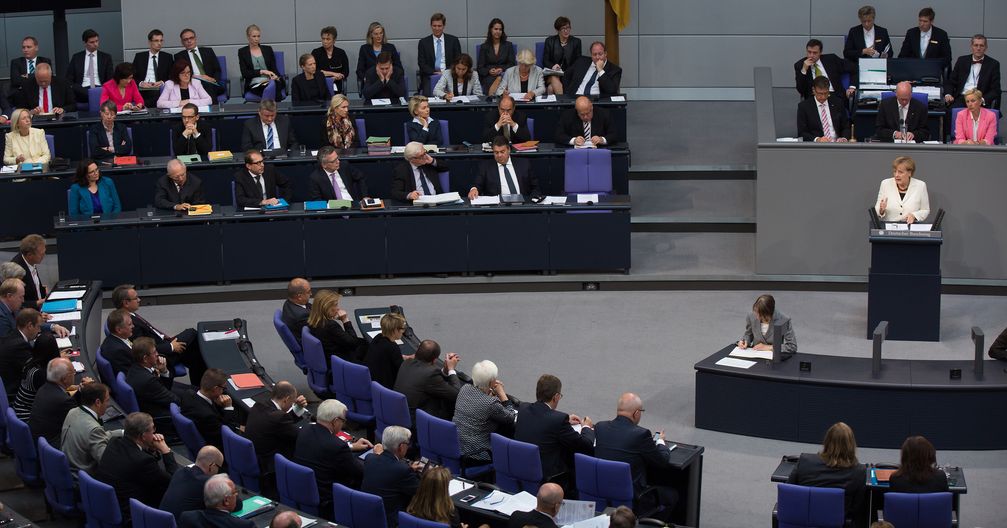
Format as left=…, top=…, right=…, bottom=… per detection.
left=448, top=478, right=474, bottom=496
left=728, top=346, right=773, bottom=360
left=47, top=290, right=87, bottom=300
left=414, top=192, right=462, bottom=206
left=576, top=194, right=600, bottom=204
left=48, top=311, right=81, bottom=322
left=715, top=357, right=757, bottom=369
left=203, top=330, right=239, bottom=341
left=470, top=196, right=501, bottom=206
left=472, top=490, right=537, bottom=516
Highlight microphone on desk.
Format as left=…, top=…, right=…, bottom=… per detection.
left=898, top=117, right=907, bottom=142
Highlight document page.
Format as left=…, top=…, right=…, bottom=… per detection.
left=715, top=357, right=757, bottom=369
left=910, top=224, right=933, bottom=231
left=47, top=311, right=81, bottom=322
left=449, top=478, right=474, bottom=496
left=562, top=514, right=610, bottom=528
left=47, top=290, right=88, bottom=300
left=576, top=194, right=600, bottom=204
left=540, top=196, right=568, bottom=205
left=555, top=500, right=597, bottom=525
left=470, top=196, right=501, bottom=205
left=728, top=346, right=773, bottom=360
left=203, top=330, right=239, bottom=341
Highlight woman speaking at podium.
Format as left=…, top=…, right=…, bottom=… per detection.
left=874, top=156, right=930, bottom=224
left=737, top=294, right=797, bottom=354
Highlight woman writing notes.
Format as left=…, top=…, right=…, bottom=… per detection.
left=874, top=156, right=929, bottom=224
left=737, top=294, right=797, bottom=355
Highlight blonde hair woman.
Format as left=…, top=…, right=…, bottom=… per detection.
left=324, top=94, right=356, bottom=148
left=4, top=108, right=51, bottom=165
left=307, top=289, right=366, bottom=364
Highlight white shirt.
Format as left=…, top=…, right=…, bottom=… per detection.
left=412, top=165, right=435, bottom=195
left=144, top=52, right=159, bottom=83
left=272, top=399, right=306, bottom=417
left=261, top=122, right=280, bottom=150
left=964, top=58, right=983, bottom=93
left=26, top=261, right=41, bottom=299
left=817, top=101, right=836, bottom=140
left=919, top=29, right=932, bottom=57
left=82, top=52, right=98, bottom=87
left=189, top=48, right=205, bottom=76
left=862, top=27, right=880, bottom=57
left=433, top=35, right=446, bottom=70
left=328, top=170, right=354, bottom=200
left=496, top=158, right=521, bottom=195
left=576, top=61, right=606, bottom=95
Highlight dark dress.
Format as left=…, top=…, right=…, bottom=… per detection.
left=365, top=335, right=403, bottom=389
left=291, top=73, right=329, bottom=104
left=309, top=319, right=367, bottom=364
left=888, top=470, right=949, bottom=493
left=311, top=45, right=350, bottom=93
left=477, top=40, right=516, bottom=92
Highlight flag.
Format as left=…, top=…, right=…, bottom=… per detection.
left=609, top=0, right=631, bottom=32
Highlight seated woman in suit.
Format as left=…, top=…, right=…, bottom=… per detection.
left=496, top=49, right=546, bottom=101
left=788, top=422, right=868, bottom=528
left=453, top=360, right=516, bottom=463
left=3, top=108, right=51, bottom=165
left=157, top=59, right=212, bottom=109
left=433, top=54, right=482, bottom=100
left=307, top=289, right=367, bottom=364
left=477, top=18, right=515, bottom=96
left=543, top=16, right=582, bottom=95
left=889, top=436, right=949, bottom=493
left=312, top=26, right=349, bottom=92
left=291, top=53, right=329, bottom=104
left=954, top=88, right=997, bottom=145
left=11, top=333, right=62, bottom=421
left=406, top=467, right=464, bottom=528
left=88, top=101, right=132, bottom=160
left=239, top=24, right=285, bottom=100
left=323, top=94, right=356, bottom=149
left=355, top=22, right=402, bottom=91
left=737, top=294, right=797, bottom=355
left=405, top=96, right=443, bottom=146
left=68, top=158, right=122, bottom=216
left=99, top=62, right=145, bottom=111
left=365, top=312, right=409, bottom=390
left=874, top=156, right=930, bottom=224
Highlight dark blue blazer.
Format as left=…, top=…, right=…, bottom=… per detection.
left=514, top=401, right=595, bottom=480
left=179, top=508, right=255, bottom=528
left=160, top=465, right=211, bottom=521
left=294, top=422, right=364, bottom=510
left=87, top=121, right=132, bottom=160
left=843, top=25, right=892, bottom=62
left=593, top=415, right=672, bottom=495
left=99, top=334, right=133, bottom=376
left=361, top=450, right=420, bottom=527
left=68, top=177, right=121, bottom=216
left=405, top=119, right=443, bottom=146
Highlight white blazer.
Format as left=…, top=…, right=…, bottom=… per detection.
left=874, top=177, right=930, bottom=222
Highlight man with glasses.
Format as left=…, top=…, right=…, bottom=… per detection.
left=233, top=149, right=291, bottom=209
left=132, top=29, right=172, bottom=108
left=594, top=392, right=678, bottom=522
left=179, top=369, right=242, bottom=450
left=60, top=382, right=119, bottom=474
left=160, top=445, right=226, bottom=522
left=171, top=102, right=212, bottom=158
left=155, top=158, right=208, bottom=211
left=307, top=146, right=368, bottom=201
left=295, top=399, right=373, bottom=518
left=281, top=278, right=312, bottom=344
left=174, top=28, right=224, bottom=100
left=240, top=100, right=299, bottom=152
left=97, top=412, right=179, bottom=520
left=179, top=474, right=253, bottom=528
left=390, top=141, right=450, bottom=201
left=481, top=94, right=531, bottom=143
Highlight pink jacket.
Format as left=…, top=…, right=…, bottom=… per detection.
left=954, top=107, right=997, bottom=145
left=99, top=79, right=144, bottom=110
left=156, top=79, right=213, bottom=108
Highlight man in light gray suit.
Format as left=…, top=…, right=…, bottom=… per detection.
left=60, top=382, right=121, bottom=473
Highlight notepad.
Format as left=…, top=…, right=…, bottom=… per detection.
left=230, top=373, right=264, bottom=389
left=728, top=346, right=773, bottom=360
left=470, top=196, right=501, bottom=206
left=48, top=311, right=81, bottom=322
left=56, top=337, right=73, bottom=348
left=187, top=205, right=213, bottom=216
left=264, top=198, right=289, bottom=210
left=540, top=196, right=568, bottom=205
left=576, top=194, right=600, bottom=204
left=715, top=357, right=757, bottom=369
left=47, top=290, right=87, bottom=300
left=203, top=330, right=239, bottom=341
left=72, top=361, right=85, bottom=373
left=449, top=478, right=474, bottom=496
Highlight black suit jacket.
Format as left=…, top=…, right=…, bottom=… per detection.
left=514, top=401, right=595, bottom=481
left=171, top=121, right=213, bottom=157
left=240, top=115, right=299, bottom=152
left=244, top=401, right=300, bottom=471
left=295, top=423, right=364, bottom=509
left=555, top=106, right=618, bottom=144
left=309, top=320, right=366, bottom=364
left=174, top=47, right=222, bottom=84
left=307, top=164, right=368, bottom=201
left=15, top=75, right=77, bottom=112
left=362, top=66, right=406, bottom=102
left=0, top=330, right=32, bottom=399
left=98, top=436, right=180, bottom=520
left=311, top=46, right=350, bottom=92
left=477, top=41, right=516, bottom=84
left=945, top=54, right=1002, bottom=109
left=796, top=95, right=852, bottom=141
left=874, top=96, right=929, bottom=142
left=794, top=53, right=852, bottom=101
left=100, top=335, right=133, bottom=376
left=843, top=25, right=892, bottom=62
left=390, top=159, right=449, bottom=201
left=291, top=73, right=330, bottom=104
left=508, top=510, right=558, bottom=528
left=125, top=363, right=178, bottom=417
left=180, top=509, right=255, bottom=528
left=787, top=452, right=867, bottom=527
left=543, top=35, right=582, bottom=72
left=594, top=415, right=673, bottom=496
left=361, top=450, right=420, bottom=528
left=281, top=300, right=310, bottom=344
left=481, top=109, right=532, bottom=143
left=154, top=174, right=207, bottom=209
left=9, top=56, right=52, bottom=93
left=563, top=57, right=622, bottom=96
left=178, top=389, right=238, bottom=451
left=10, top=253, right=44, bottom=309
left=405, top=120, right=444, bottom=146
left=898, top=26, right=952, bottom=70
left=473, top=157, right=540, bottom=198
left=238, top=45, right=281, bottom=94
left=29, top=381, right=76, bottom=446
left=356, top=43, right=403, bottom=88
left=365, top=335, right=403, bottom=390
left=393, top=359, right=461, bottom=422
left=160, top=465, right=211, bottom=521
left=67, top=50, right=114, bottom=87
left=131, top=51, right=173, bottom=84
left=87, top=121, right=132, bottom=160
left=233, top=165, right=291, bottom=208
left=128, top=312, right=179, bottom=357
left=418, top=34, right=462, bottom=77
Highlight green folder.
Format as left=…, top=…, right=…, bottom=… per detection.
left=327, top=199, right=353, bottom=209
left=231, top=495, right=274, bottom=518
left=176, top=154, right=201, bottom=164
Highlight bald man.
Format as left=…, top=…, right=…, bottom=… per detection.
left=508, top=483, right=563, bottom=528
left=16, top=62, right=76, bottom=114
left=160, top=445, right=225, bottom=521
left=594, top=393, right=677, bottom=522
left=269, top=511, right=301, bottom=528
left=154, top=159, right=207, bottom=211
left=281, top=278, right=312, bottom=343
left=874, top=81, right=930, bottom=143
left=555, top=96, right=618, bottom=146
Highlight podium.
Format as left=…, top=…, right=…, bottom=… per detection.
left=867, top=229, right=942, bottom=341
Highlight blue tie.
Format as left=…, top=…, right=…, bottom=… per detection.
left=434, top=39, right=443, bottom=71
left=582, top=69, right=598, bottom=95
left=266, top=126, right=275, bottom=150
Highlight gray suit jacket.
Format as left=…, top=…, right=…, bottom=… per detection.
left=495, top=64, right=546, bottom=98
left=60, top=406, right=122, bottom=473
left=742, top=311, right=797, bottom=355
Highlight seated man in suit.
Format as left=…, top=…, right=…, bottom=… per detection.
left=172, top=103, right=213, bottom=158
left=240, top=100, right=300, bottom=152
left=944, top=34, right=1001, bottom=109
left=179, top=474, right=253, bottom=528
left=563, top=41, right=622, bottom=97
left=281, top=278, right=312, bottom=344
left=88, top=100, right=133, bottom=160
left=100, top=308, right=135, bottom=375
left=155, top=159, right=207, bottom=211
left=874, top=81, right=929, bottom=142
left=307, top=146, right=368, bottom=201
left=0, top=279, right=65, bottom=338
left=295, top=399, right=373, bottom=517
left=594, top=392, right=677, bottom=522
left=0, top=308, right=43, bottom=399
left=508, top=483, right=563, bottom=528
left=898, top=7, right=952, bottom=72
left=481, top=94, right=530, bottom=143
left=98, top=412, right=179, bottom=520
left=797, top=76, right=852, bottom=142
left=161, top=445, right=224, bottom=521
left=11, top=234, right=48, bottom=310
left=9, top=36, right=52, bottom=98
left=555, top=96, right=618, bottom=146
left=794, top=39, right=855, bottom=103
left=30, top=357, right=93, bottom=446
left=60, top=382, right=119, bottom=474
left=125, top=337, right=180, bottom=418
left=179, top=369, right=241, bottom=450
left=244, top=381, right=307, bottom=473
left=514, top=375, right=594, bottom=492
left=132, top=29, right=172, bottom=108
left=390, top=142, right=450, bottom=201
left=362, top=51, right=406, bottom=103
left=417, top=13, right=462, bottom=95
left=175, top=28, right=224, bottom=100
left=394, top=339, right=462, bottom=422
left=468, top=136, right=541, bottom=199
left=17, top=63, right=76, bottom=115
left=361, top=425, right=421, bottom=527
left=67, top=28, right=114, bottom=103
left=234, top=149, right=291, bottom=208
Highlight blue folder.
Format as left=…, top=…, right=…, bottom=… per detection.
left=41, top=299, right=76, bottom=313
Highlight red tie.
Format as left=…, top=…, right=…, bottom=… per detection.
left=42, top=88, right=49, bottom=113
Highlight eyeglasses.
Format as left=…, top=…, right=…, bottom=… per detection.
left=249, top=159, right=264, bottom=165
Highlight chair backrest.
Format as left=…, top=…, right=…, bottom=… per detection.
left=330, top=355, right=375, bottom=422
left=880, top=91, right=928, bottom=106
left=370, top=381, right=410, bottom=440
left=216, top=56, right=229, bottom=103
left=130, top=498, right=177, bottom=528
left=221, top=425, right=261, bottom=493
left=439, top=120, right=450, bottom=146
left=95, top=347, right=115, bottom=387
left=38, top=436, right=78, bottom=515
left=261, top=80, right=278, bottom=101
left=45, top=134, right=56, bottom=158
left=355, top=118, right=368, bottom=147
left=776, top=483, right=845, bottom=528
left=88, top=86, right=104, bottom=112
left=883, top=491, right=953, bottom=528
left=114, top=371, right=139, bottom=413
left=169, top=402, right=206, bottom=460
left=526, top=117, right=535, bottom=140
left=573, top=453, right=634, bottom=511
left=300, top=327, right=330, bottom=396
left=273, top=309, right=305, bottom=369
left=211, top=128, right=218, bottom=151
left=490, top=433, right=543, bottom=494
left=535, top=41, right=545, bottom=67
left=564, top=148, right=613, bottom=194
left=398, top=511, right=449, bottom=528
left=230, top=180, right=237, bottom=208
left=126, top=127, right=134, bottom=154
left=439, top=171, right=450, bottom=193
left=415, top=409, right=462, bottom=474
left=79, top=469, right=123, bottom=528
left=6, top=407, right=40, bottom=486
left=333, top=483, right=388, bottom=528
left=428, top=73, right=442, bottom=97
left=274, top=51, right=285, bottom=78
left=275, top=454, right=320, bottom=515
left=326, top=77, right=336, bottom=97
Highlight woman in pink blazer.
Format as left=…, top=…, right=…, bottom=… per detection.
left=954, top=88, right=997, bottom=145
left=99, top=62, right=145, bottom=111
left=157, top=59, right=213, bottom=109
